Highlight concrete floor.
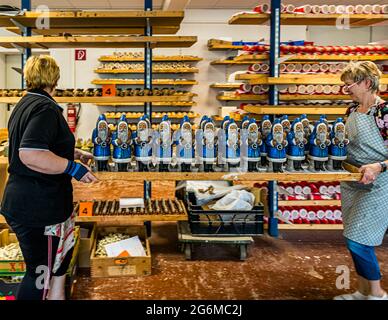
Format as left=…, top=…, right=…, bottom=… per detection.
left=72, top=222, right=388, bottom=300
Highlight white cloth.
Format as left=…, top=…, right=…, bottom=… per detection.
left=210, top=190, right=254, bottom=211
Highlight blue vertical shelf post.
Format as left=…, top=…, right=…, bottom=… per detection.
left=267, top=0, right=281, bottom=237
left=144, top=0, right=153, bottom=237
left=21, top=0, right=32, bottom=88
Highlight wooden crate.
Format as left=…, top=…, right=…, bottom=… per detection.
left=0, top=229, right=26, bottom=276
left=75, top=222, right=97, bottom=268
left=90, top=225, right=151, bottom=278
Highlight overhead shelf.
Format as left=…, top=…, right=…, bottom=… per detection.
left=265, top=223, right=343, bottom=230
left=0, top=95, right=196, bottom=104
left=95, top=102, right=197, bottom=107
left=95, top=68, right=199, bottom=74
left=207, top=39, right=245, bottom=51
left=234, top=74, right=268, bottom=84
left=0, top=36, right=197, bottom=49
left=210, top=83, right=243, bottom=89
left=242, top=104, right=348, bottom=115
left=93, top=171, right=361, bottom=182
left=217, top=93, right=268, bottom=101
left=91, top=79, right=198, bottom=86
left=99, top=55, right=202, bottom=62
left=235, top=53, right=388, bottom=62
left=228, top=13, right=388, bottom=26
left=0, top=10, right=185, bottom=35
left=75, top=214, right=188, bottom=223
left=215, top=93, right=388, bottom=101
left=210, top=58, right=268, bottom=65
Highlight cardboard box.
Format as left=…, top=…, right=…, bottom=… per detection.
left=0, top=229, right=25, bottom=276
left=76, top=222, right=96, bottom=268
left=90, top=225, right=151, bottom=278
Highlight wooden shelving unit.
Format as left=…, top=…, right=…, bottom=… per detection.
left=210, top=58, right=267, bottom=65
left=75, top=214, right=188, bottom=223
left=0, top=10, right=185, bottom=35
left=95, top=68, right=199, bottom=74
left=236, top=74, right=388, bottom=85
left=228, top=12, right=388, bottom=26
left=94, top=171, right=360, bottom=182
left=278, top=200, right=341, bottom=206
left=99, top=55, right=202, bottom=62
left=265, top=223, right=343, bottom=230
left=0, top=95, right=196, bottom=104
left=242, top=104, right=348, bottom=115
left=235, top=53, right=388, bottom=62
left=210, top=83, right=243, bottom=89
left=91, top=79, right=198, bottom=86
left=0, top=36, right=197, bottom=49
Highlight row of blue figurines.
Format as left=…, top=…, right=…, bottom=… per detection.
left=91, top=113, right=348, bottom=173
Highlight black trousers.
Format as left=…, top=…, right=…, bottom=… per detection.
left=5, top=217, right=74, bottom=300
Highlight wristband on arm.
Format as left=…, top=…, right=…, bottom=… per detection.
left=64, top=160, right=89, bottom=181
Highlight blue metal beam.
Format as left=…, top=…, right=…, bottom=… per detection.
left=21, top=0, right=31, bottom=89
left=267, top=0, right=281, bottom=238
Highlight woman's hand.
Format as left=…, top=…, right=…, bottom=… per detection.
left=359, top=163, right=381, bottom=184
left=74, top=148, right=94, bottom=165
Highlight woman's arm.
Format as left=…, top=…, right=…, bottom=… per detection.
left=20, top=149, right=98, bottom=183
left=74, top=148, right=94, bottom=165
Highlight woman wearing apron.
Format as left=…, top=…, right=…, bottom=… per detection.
left=0, top=56, right=98, bottom=300
left=334, top=61, right=388, bottom=300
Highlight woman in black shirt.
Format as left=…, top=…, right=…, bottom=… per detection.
left=0, top=55, right=97, bottom=300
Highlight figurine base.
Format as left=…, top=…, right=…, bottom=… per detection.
left=273, top=162, right=284, bottom=173
left=159, top=163, right=170, bottom=172
left=313, top=161, right=326, bottom=171
left=287, top=160, right=303, bottom=172
left=96, top=160, right=109, bottom=172
left=332, top=160, right=343, bottom=171
left=203, top=163, right=214, bottom=172
left=228, top=162, right=240, bottom=172
left=138, top=162, right=149, bottom=172
left=248, top=161, right=258, bottom=172
left=260, top=156, right=268, bottom=167
left=117, top=163, right=128, bottom=172
left=181, top=163, right=192, bottom=172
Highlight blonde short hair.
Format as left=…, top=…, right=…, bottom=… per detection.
left=23, top=55, right=60, bottom=91
left=340, top=61, right=382, bottom=92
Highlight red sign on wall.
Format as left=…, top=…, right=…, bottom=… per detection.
left=75, top=49, right=87, bottom=61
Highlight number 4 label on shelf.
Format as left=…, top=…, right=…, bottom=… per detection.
left=79, top=202, right=93, bottom=216
left=102, top=84, right=116, bottom=97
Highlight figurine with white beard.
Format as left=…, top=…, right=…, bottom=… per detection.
left=266, top=119, right=288, bottom=173
left=200, top=120, right=217, bottom=172
left=286, top=118, right=307, bottom=171
left=260, top=115, right=272, bottom=167
left=329, top=118, right=349, bottom=170
left=112, top=114, right=132, bottom=172
left=309, top=120, right=331, bottom=171
left=155, top=115, right=173, bottom=172
left=92, top=114, right=111, bottom=171
left=134, top=115, right=153, bottom=172
left=246, top=119, right=262, bottom=172
left=176, top=116, right=194, bottom=172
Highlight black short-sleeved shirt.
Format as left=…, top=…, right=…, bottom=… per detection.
left=0, top=89, right=75, bottom=227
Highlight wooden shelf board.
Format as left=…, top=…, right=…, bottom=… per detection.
left=99, top=56, right=202, bottom=62
left=75, top=214, right=187, bottom=223
left=278, top=200, right=341, bottom=206
left=0, top=36, right=197, bottom=49
left=106, top=115, right=198, bottom=120
left=228, top=13, right=269, bottom=25
left=207, top=39, right=244, bottom=51
left=91, top=79, right=198, bottom=86
left=0, top=11, right=185, bottom=34
left=95, top=102, right=196, bottom=107
left=217, top=94, right=268, bottom=101
left=243, top=104, right=348, bottom=115
left=228, top=13, right=387, bottom=26
left=235, top=74, right=267, bottom=81
left=0, top=95, right=196, bottom=104
left=235, top=53, right=388, bottom=62
left=210, top=58, right=267, bottom=65
left=210, top=83, right=243, bottom=89
left=95, top=68, right=199, bottom=74
left=93, top=171, right=360, bottom=182
left=264, top=223, right=343, bottom=230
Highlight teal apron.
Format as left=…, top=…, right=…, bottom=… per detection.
left=341, top=103, right=388, bottom=246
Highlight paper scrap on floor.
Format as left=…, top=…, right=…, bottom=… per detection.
left=104, top=236, right=146, bottom=257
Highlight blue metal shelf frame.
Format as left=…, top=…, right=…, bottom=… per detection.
left=267, top=0, right=281, bottom=237
left=21, top=0, right=32, bottom=88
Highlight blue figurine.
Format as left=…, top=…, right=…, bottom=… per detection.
left=199, top=115, right=209, bottom=131
left=133, top=115, right=153, bottom=172
left=241, top=115, right=250, bottom=130
left=92, top=114, right=111, bottom=171
left=176, top=116, right=194, bottom=172
left=112, top=114, right=132, bottom=172
left=156, top=115, right=173, bottom=172
left=220, top=115, right=231, bottom=133
left=281, top=115, right=291, bottom=135
left=300, top=114, right=312, bottom=161
left=309, top=119, right=331, bottom=171
left=286, top=118, right=307, bottom=171
left=260, top=115, right=272, bottom=166
left=246, top=118, right=262, bottom=172
left=200, top=119, right=217, bottom=172
left=329, top=117, right=349, bottom=170
left=266, top=119, right=288, bottom=173
left=225, top=119, right=240, bottom=170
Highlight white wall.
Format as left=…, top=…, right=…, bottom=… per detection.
left=0, top=9, right=387, bottom=140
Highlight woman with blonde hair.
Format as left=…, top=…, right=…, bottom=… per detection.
left=0, top=55, right=97, bottom=300
left=334, top=60, right=388, bottom=300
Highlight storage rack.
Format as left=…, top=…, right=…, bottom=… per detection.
left=227, top=0, right=387, bottom=235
